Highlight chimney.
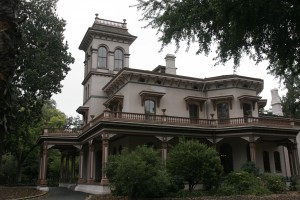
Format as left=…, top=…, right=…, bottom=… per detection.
left=271, top=88, right=283, bottom=116
left=165, top=54, right=176, bottom=75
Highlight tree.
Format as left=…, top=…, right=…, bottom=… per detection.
left=167, top=139, right=223, bottom=191
left=135, top=0, right=300, bottom=76
left=106, top=146, right=171, bottom=199
left=7, top=100, right=67, bottom=183
left=0, top=0, right=21, bottom=170
left=65, top=115, right=82, bottom=129
left=1, top=0, right=74, bottom=182
left=281, top=75, right=300, bottom=118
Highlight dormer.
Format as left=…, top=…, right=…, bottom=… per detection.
left=79, top=14, right=137, bottom=77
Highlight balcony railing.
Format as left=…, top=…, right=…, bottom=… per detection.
left=43, top=111, right=297, bottom=136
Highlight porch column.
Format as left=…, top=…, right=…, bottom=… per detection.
left=100, top=133, right=109, bottom=185
left=66, top=154, right=70, bottom=182
left=161, top=141, right=168, bottom=165
left=78, top=147, right=84, bottom=183
left=87, top=140, right=94, bottom=183
left=249, top=137, right=256, bottom=163
left=71, top=154, right=76, bottom=180
left=288, top=146, right=296, bottom=176
left=38, top=142, right=48, bottom=186
left=289, top=144, right=300, bottom=176
left=293, top=145, right=300, bottom=176
left=60, top=153, right=65, bottom=181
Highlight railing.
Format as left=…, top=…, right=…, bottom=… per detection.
left=104, top=112, right=294, bottom=128
left=43, top=128, right=81, bottom=136
left=95, top=18, right=127, bottom=29
left=42, top=112, right=297, bottom=137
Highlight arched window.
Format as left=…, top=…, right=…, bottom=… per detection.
left=98, top=47, right=107, bottom=68
left=263, top=151, right=270, bottom=172
left=274, top=151, right=282, bottom=172
left=114, top=49, right=123, bottom=70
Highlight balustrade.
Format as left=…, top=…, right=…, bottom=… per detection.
left=43, top=112, right=297, bottom=135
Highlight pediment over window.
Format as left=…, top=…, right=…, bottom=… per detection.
left=238, top=95, right=262, bottom=110
left=258, top=99, right=267, bottom=109
left=103, top=95, right=124, bottom=110
left=184, top=96, right=207, bottom=111
left=139, top=90, right=166, bottom=108
left=76, top=106, right=89, bottom=115
left=210, top=95, right=234, bottom=111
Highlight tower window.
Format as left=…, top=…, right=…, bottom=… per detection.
left=114, top=49, right=123, bottom=70
left=98, top=47, right=107, bottom=68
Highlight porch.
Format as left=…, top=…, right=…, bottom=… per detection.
left=37, top=111, right=300, bottom=194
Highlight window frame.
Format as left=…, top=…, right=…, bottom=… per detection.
left=114, top=49, right=124, bottom=70
left=217, top=102, right=230, bottom=121
left=97, top=46, right=108, bottom=69
left=144, top=99, right=156, bottom=115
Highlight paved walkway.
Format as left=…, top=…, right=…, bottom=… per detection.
left=43, top=187, right=89, bottom=200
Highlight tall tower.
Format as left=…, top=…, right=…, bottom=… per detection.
left=77, top=14, right=137, bottom=124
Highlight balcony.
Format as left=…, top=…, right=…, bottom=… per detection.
left=42, top=111, right=299, bottom=137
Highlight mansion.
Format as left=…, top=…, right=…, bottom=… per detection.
left=37, top=16, right=300, bottom=194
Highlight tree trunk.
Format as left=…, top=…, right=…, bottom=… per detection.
left=16, top=159, right=23, bottom=183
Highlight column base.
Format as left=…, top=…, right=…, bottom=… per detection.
left=87, top=179, right=94, bottom=184
left=100, top=177, right=109, bottom=185
left=78, top=178, right=85, bottom=184
left=37, top=179, right=47, bottom=186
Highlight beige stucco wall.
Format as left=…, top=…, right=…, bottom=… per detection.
left=117, top=82, right=260, bottom=119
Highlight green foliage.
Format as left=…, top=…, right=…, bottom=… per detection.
left=4, top=100, right=66, bottom=184
left=0, top=154, right=17, bottom=184
left=1, top=0, right=74, bottom=183
left=241, top=162, right=259, bottom=176
left=136, top=0, right=300, bottom=76
left=47, top=149, right=61, bottom=186
left=218, top=171, right=270, bottom=195
left=106, top=146, right=171, bottom=199
left=290, top=176, right=300, bottom=191
left=260, top=173, right=286, bottom=193
left=65, top=115, right=82, bottom=129
left=167, top=139, right=223, bottom=191
left=279, top=74, right=300, bottom=118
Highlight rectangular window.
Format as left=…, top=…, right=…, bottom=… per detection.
left=263, top=151, right=271, bottom=172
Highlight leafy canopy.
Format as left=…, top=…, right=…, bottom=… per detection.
left=167, top=139, right=223, bottom=191
left=136, top=0, right=300, bottom=76
left=106, top=146, right=171, bottom=199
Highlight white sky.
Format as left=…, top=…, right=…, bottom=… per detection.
left=54, top=0, right=284, bottom=117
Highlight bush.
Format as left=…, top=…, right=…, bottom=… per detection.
left=290, top=176, right=300, bottom=191
left=106, top=146, right=172, bottom=199
left=241, top=162, right=259, bottom=176
left=167, top=139, right=223, bottom=191
left=260, top=173, right=286, bottom=193
left=218, top=171, right=270, bottom=195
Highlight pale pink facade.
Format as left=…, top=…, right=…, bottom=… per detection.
left=37, top=16, right=300, bottom=194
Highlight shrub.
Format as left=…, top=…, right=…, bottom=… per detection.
left=241, top=162, right=259, bottom=176
left=167, top=139, right=223, bottom=191
left=290, top=176, right=300, bottom=191
left=218, top=171, right=270, bottom=195
left=260, top=173, right=286, bottom=193
left=106, top=146, right=172, bottom=199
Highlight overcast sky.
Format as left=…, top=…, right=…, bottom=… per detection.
left=54, top=0, right=283, bottom=117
